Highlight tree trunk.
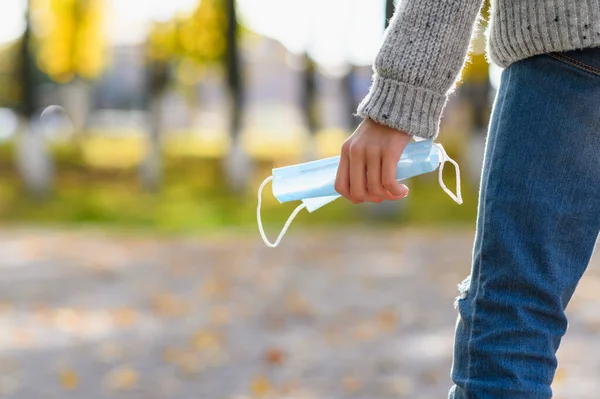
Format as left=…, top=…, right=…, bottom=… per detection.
left=341, top=65, right=358, bottom=131
left=301, top=52, right=318, bottom=136
left=16, top=0, right=53, bottom=199
left=222, top=0, right=252, bottom=193
left=140, top=60, right=168, bottom=192
left=385, top=0, right=395, bottom=28
left=225, top=0, right=243, bottom=141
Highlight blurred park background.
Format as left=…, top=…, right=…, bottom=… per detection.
left=0, top=0, right=599, bottom=398
left=0, top=0, right=497, bottom=230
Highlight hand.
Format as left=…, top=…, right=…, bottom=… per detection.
left=334, top=118, right=411, bottom=204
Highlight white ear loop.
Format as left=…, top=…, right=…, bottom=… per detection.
left=257, top=176, right=306, bottom=248
left=433, top=143, right=463, bottom=205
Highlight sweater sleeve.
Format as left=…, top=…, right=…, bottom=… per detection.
left=357, top=0, right=484, bottom=140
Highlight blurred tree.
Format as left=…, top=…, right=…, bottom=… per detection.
left=340, top=65, right=358, bottom=132
left=385, top=0, right=395, bottom=28
left=300, top=51, right=321, bottom=161
left=221, top=0, right=251, bottom=193
left=15, top=0, right=54, bottom=199
left=144, top=21, right=176, bottom=192
left=224, top=0, right=243, bottom=143
left=0, top=42, right=21, bottom=109
left=31, top=0, right=107, bottom=138
left=32, top=0, right=106, bottom=83
left=301, top=52, right=318, bottom=134
left=144, top=0, right=231, bottom=191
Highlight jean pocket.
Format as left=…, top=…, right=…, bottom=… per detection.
left=547, top=48, right=600, bottom=77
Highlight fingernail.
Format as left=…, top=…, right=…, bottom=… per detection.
left=400, top=185, right=409, bottom=196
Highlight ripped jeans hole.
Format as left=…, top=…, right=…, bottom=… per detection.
left=454, top=274, right=472, bottom=308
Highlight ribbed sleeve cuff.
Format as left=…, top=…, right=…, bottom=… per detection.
left=356, top=75, right=448, bottom=140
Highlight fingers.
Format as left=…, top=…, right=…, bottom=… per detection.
left=349, top=143, right=381, bottom=203
left=335, top=142, right=362, bottom=204
left=382, top=144, right=409, bottom=198
left=366, top=145, right=399, bottom=201
left=336, top=118, right=412, bottom=204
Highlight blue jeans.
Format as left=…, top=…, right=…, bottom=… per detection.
left=449, top=48, right=600, bottom=398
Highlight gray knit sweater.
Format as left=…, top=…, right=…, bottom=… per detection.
left=358, top=0, right=600, bottom=139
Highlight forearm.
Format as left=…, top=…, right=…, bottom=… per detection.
left=358, top=0, right=484, bottom=139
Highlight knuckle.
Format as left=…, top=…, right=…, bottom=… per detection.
left=334, top=181, right=346, bottom=195
left=341, top=141, right=351, bottom=154
left=349, top=142, right=363, bottom=156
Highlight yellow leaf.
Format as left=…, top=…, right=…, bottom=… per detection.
left=150, top=292, right=188, bottom=317
left=105, top=366, right=138, bottom=392
left=59, top=369, right=79, bottom=390
left=111, top=307, right=138, bottom=327
left=191, top=330, right=220, bottom=351
left=250, top=375, right=271, bottom=397
left=553, top=367, right=567, bottom=384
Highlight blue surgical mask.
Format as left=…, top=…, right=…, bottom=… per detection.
left=257, top=140, right=462, bottom=247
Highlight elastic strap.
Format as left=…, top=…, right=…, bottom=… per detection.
left=257, top=176, right=306, bottom=248
left=433, top=143, right=463, bottom=205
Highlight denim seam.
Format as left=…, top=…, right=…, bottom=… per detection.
left=463, top=66, right=513, bottom=397
left=547, top=52, right=600, bottom=77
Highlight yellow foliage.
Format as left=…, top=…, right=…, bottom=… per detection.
left=147, top=0, right=227, bottom=84
left=32, top=0, right=107, bottom=83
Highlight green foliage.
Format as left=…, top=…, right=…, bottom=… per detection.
left=0, top=141, right=478, bottom=233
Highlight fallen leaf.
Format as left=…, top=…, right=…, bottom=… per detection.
left=210, top=306, right=231, bottom=325
left=352, top=322, right=377, bottom=341
left=105, top=366, right=138, bottom=391
left=59, top=369, right=79, bottom=390
left=285, top=292, right=312, bottom=316
left=199, top=278, right=229, bottom=300
left=151, top=293, right=188, bottom=317
left=378, top=308, right=398, bottom=332
left=342, top=375, right=361, bottom=393
left=53, top=308, right=85, bottom=332
left=264, top=348, right=284, bottom=366
left=250, top=375, right=271, bottom=397
left=191, top=330, right=221, bottom=351
left=111, top=307, right=139, bottom=327
left=553, top=367, right=567, bottom=384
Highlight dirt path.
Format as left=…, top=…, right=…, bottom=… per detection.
left=0, top=228, right=597, bottom=399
